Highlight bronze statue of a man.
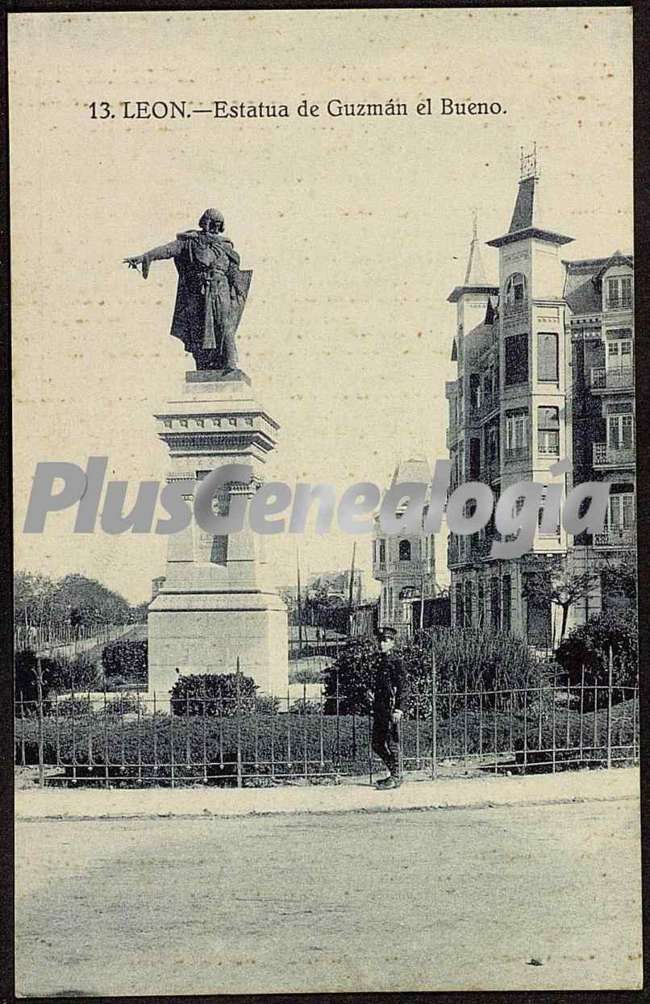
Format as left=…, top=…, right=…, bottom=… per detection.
left=124, top=208, right=252, bottom=372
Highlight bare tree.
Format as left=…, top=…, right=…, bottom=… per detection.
left=522, top=554, right=597, bottom=645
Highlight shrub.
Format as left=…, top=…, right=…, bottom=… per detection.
left=14, top=650, right=63, bottom=705
left=324, top=629, right=545, bottom=716
left=323, top=639, right=376, bottom=715
left=99, top=693, right=148, bottom=716
left=169, top=672, right=258, bottom=716
left=254, top=694, right=281, bottom=714
left=289, top=665, right=323, bottom=684
left=49, top=654, right=101, bottom=694
left=555, top=610, right=638, bottom=690
left=101, top=639, right=148, bottom=685
left=52, top=696, right=94, bottom=718
left=290, top=699, right=321, bottom=715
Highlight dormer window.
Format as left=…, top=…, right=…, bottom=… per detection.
left=504, top=272, right=528, bottom=311
left=606, top=276, right=632, bottom=310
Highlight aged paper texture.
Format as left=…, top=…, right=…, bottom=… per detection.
left=11, top=6, right=640, bottom=996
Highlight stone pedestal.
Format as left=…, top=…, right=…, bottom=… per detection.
left=148, top=370, right=288, bottom=698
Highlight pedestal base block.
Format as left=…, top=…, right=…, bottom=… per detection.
left=148, top=591, right=288, bottom=698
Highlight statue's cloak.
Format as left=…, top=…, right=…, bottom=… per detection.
left=154, top=231, right=252, bottom=355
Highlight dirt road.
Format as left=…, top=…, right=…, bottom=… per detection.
left=15, top=799, right=642, bottom=995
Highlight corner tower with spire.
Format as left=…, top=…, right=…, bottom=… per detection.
left=445, top=147, right=580, bottom=644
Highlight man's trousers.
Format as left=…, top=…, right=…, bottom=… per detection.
left=372, top=714, right=401, bottom=778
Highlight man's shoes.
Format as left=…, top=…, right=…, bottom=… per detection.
left=375, top=776, right=403, bottom=789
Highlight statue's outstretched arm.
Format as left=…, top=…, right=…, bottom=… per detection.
left=123, top=239, right=183, bottom=277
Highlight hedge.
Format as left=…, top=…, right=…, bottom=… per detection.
left=15, top=699, right=637, bottom=785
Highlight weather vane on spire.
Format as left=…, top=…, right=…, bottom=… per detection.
left=520, top=142, right=539, bottom=181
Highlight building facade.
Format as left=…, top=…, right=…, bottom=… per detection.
left=372, top=457, right=438, bottom=633
left=445, top=151, right=635, bottom=647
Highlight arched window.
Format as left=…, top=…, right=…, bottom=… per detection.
left=399, top=539, right=411, bottom=561
left=504, top=272, right=527, bottom=311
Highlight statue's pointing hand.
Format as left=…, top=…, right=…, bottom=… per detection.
left=123, top=255, right=149, bottom=279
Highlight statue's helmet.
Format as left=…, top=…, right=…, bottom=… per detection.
left=199, top=207, right=225, bottom=231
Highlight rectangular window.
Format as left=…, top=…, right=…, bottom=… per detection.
left=537, top=487, right=561, bottom=536
left=379, top=540, right=386, bottom=565
left=608, top=493, right=635, bottom=530
left=487, top=427, right=499, bottom=464
left=470, top=373, right=481, bottom=410
left=505, top=409, right=528, bottom=458
left=538, top=406, right=560, bottom=455
left=482, top=373, right=492, bottom=409
left=607, top=414, right=634, bottom=451
left=537, top=332, right=559, bottom=382
left=607, top=338, right=633, bottom=371
left=505, top=333, right=528, bottom=386
left=469, top=437, right=481, bottom=480
left=607, top=276, right=633, bottom=309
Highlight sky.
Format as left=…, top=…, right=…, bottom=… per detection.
left=9, top=7, right=632, bottom=603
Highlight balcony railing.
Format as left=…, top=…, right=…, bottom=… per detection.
left=592, top=442, right=635, bottom=468
left=593, top=527, right=636, bottom=548
left=589, top=366, right=633, bottom=391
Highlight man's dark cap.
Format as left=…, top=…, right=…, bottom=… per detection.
left=377, top=627, right=398, bottom=641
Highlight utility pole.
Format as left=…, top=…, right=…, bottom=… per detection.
left=296, top=550, right=303, bottom=658
left=347, top=542, right=357, bottom=637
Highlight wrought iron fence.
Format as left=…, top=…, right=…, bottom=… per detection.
left=15, top=663, right=639, bottom=788
left=14, top=622, right=132, bottom=656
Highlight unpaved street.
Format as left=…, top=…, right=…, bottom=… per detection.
left=16, top=799, right=642, bottom=995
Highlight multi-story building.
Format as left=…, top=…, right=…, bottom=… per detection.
left=372, top=456, right=438, bottom=632
left=565, top=251, right=635, bottom=602
left=445, top=149, right=635, bottom=646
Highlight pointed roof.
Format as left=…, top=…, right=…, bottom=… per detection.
left=594, top=249, right=634, bottom=280
left=563, top=251, right=634, bottom=314
left=487, top=160, right=573, bottom=250
left=464, top=213, right=488, bottom=285
left=390, top=456, right=432, bottom=488
left=447, top=216, right=497, bottom=303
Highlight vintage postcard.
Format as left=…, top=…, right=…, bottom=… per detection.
left=10, top=5, right=640, bottom=996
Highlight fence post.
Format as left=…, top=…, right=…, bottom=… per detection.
left=551, top=673, right=556, bottom=773
left=103, top=683, right=109, bottom=787
left=202, top=685, right=208, bottom=784
left=431, top=647, right=437, bottom=779
left=607, top=646, right=613, bottom=770
left=36, top=658, right=44, bottom=788
left=579, top=665, right=585, bottom=762
left=633, top=683, right=638, bottom=764
left=335, top=667, right=340, bottom=767
left=236, top=657, right=243, bottom=788
left=523, top=684, right=528, bottom=774
left=19, top=694, right=26, bottom=763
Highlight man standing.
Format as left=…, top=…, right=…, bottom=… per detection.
left=123, top=208, right=251, bottom=373
left=370, top=627, right=408, bottom=789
